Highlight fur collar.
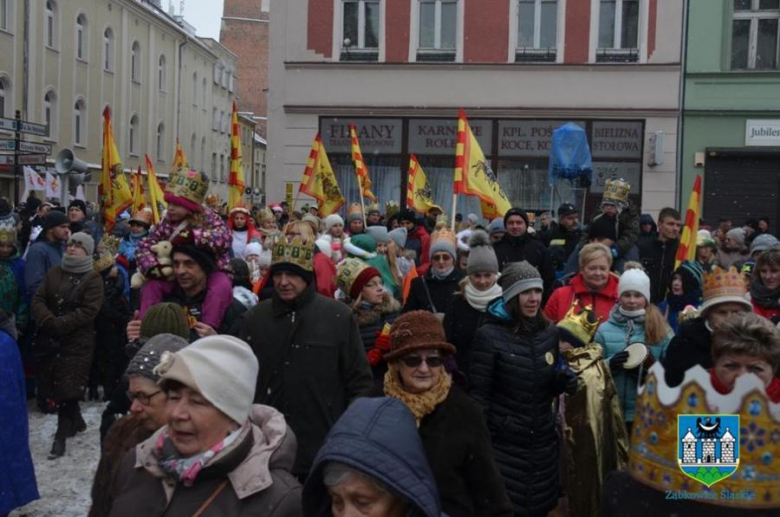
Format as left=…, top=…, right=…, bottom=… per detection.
left=354, top=294, right=401, bottom=326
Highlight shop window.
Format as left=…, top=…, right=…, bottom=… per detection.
left=596, top=0, right=639, bottom=62
left=732, top=0, right=780, bottom=70
left=331, top=154, right=403, bottom=213
left=76, top=14, right=87, bottom=61
left=417, top=0, right=457, bottom=62
left=340, top=0, right=380, bottom=61
left=104, top=28, right=114, bottom=71
left=516, top=0, right=558, bottom=62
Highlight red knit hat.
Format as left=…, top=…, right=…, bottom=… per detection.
left=337, top=258, right=380, bottom=299
left=384, top=311, right=456, bottom=361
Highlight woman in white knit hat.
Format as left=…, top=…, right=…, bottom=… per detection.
left=108, top=336, right=301, bottom=517
left=593, top=267, right=673, bottom=433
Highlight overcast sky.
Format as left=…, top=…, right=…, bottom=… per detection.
left=176, top=1, right=224, bottom=39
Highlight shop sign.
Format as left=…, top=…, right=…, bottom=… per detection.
left=408, top=119, right=492, bottom=155
left=320, top=118, right=403, bottom=154
left=591, top=121, right=644, bottom=159
left=589, top=162, right=642, bottom=193
left=497, top=120, right=585, bottom=157
left=745, top=119, right=780, bottom=147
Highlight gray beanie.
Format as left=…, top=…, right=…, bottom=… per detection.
left=467, top=230, right=498, bottom=274
left=68, top=232, right=95, bottom=256
left=487, top=218, right=505, bottom=236
left=499, top=261, right=543, bottom=302
left=366, top=225, right=389, bottom=244
left=429, top=230, right=457, bottom=260
left=388, top=227, right=407, bottom=249
left=726, top=228, right=746, bottom=248
left=467, top=213, right=479, bottom=225
left=125, top=333, right=189, bottom=382
left=750, top=233, right=780, bottom=255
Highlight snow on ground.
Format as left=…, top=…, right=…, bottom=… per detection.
left=12, top=401, right=104, bottom=517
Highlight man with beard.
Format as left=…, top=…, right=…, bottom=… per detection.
left=366, top=204, right=381, bottom=227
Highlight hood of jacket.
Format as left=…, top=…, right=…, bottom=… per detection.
left=134, top=404, right=297, bottom=500
left=302, top=397, right=442, bottom=517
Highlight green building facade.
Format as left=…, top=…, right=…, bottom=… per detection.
left=682, top=0, right=780, bottom=226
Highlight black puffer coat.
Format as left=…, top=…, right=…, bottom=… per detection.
left=471, top=306, right=565, bottom=517
left=638, top=237, right=679, bottom=303
left=442, top=294, right=489, bottom=381
left=403, top=268, right=464, bottom=315
left=660, top=316, right=711, bottom=387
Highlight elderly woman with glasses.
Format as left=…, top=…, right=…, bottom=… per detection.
left=403, top=227, right=464, bottom=317
left=32, top=232, right=104, bottom=459
left=89, top=333, right=189, bottom=517
left=107, top=336, right=301, bottom=516
left=369, top=311, right=513, bottom=516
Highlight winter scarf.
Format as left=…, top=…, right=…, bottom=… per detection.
left=61, top=254, right=94, bottom=274
left=750, top=278, right=780, bottom=310
left=464, top=282, right=503, bottom=312
left=665, top=289, right=702, bottom=312
left=155, top=421, right=249, bottom=486
left=610, top=306, right=646, bottom=347
left=431, top=266, right=454, bottom=280
left=383, top=368, right=452, bottom=426
left=710, top=368, right=780, bottom=403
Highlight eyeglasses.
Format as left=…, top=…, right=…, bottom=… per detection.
left=432, top=254, right=452, bottom=263
left=401, top=355, right=443, bottom=368
left=127, top=390, right=163, bottom=406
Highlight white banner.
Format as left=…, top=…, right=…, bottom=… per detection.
left=45, top=171, right=61, bottom=199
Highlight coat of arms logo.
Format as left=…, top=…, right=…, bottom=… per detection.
left=677, top=414, right=740, bottom=487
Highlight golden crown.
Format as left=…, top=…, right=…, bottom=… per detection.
left=346, top=203, right=363, bottom=217
left=97, top=235, right=121, bottom=256
left=130, top=207, right=154, bottom=226
left=629, top=364, right=780, bottom=508
left=167, top=168, right=209, bottom=205
left=336, top=257, right=371, bottom=296
left=603, top=178, right=631, bottom=205
left=385, top=200, right=399, bottom=217
left=703, top=266, right=747, bottom=302
left=258, top=207, right=275, bottom=223
left=0, top=224, right=16, bottom=245
left=557, top=302, right=601, bottom=346
left=366, top=203, right=380, bottom=214
left=93, top=249, right=115, bottom=273
left=431, top=226, right=457, bottom=249
left=272, top=237, right=314, bottom=272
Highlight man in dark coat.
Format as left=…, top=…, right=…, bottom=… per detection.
left=638, top=207, right=681, bottom=303
left=547, top=202, right=582, bottom=274
left=239, top=237, right=373, bottom=479
left=24, top=210, right=69, bottom=299
left=493, top=207, right=555, bottom=291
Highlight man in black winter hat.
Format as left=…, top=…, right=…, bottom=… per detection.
left=494, top=207, right=555, bottom=293
left=68, top=199, right=102, bottom=242
left=547, top=203, right=583, bottom=274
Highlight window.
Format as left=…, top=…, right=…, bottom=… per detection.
left=45, top=1, right=57, bottom=48
left=74, top=99, right=85, bottom=145
left=213, top=64, right=221, bottom=84
left=76, top=14, right=87, bottom=61
left=131, top=41, right=140, bottom=82
left=158, top=55, right=166, bottom=91
left=103, top=28, right=114, bottom=70
left=202, top=77, right=207, bottom=107
left=190, top=133, right=197, bottom=167
left=0, top=80, right=5, bottom=117
left=211, top=152, right=217, bottom=180
left=212, top=108, right=218, bottom=131
left=597, top=0, right=639, bottom=62
left=417, top=0, right=456, bottom=61
left=192, top=72, right=198, bottom=105
left=201, top=137, right=207, bottom=173
left=341, top=0, right=380, bottom=61
left=129, top=115, right=139, bottom=155
left=0, top=0, right=9, bottom=31
left=732, top=0, right=780, bottom=70
left=220, top=154, right=225, bottom=182
left=227, top=71, right=234, bottom=92
left=221, top=111, right=227, bottom=134
left=516, top=0, right=557, bottom=62
left=156, top=123, right=164, bottom=160
left=44, top=90, right=56, bottom=139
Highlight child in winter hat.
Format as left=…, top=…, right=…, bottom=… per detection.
left=618, top=268, right=651, bottom=303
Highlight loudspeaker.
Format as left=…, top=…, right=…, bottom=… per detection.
left=55, top=148, right=91, bottom=186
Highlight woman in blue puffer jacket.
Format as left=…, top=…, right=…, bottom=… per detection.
left=594, top=268, right=672, bottom=433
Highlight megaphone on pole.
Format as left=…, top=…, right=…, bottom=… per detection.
left=55, top=148, right=91, bottom=186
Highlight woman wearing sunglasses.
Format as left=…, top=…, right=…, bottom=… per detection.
left=371, top=310, right=513, bottom=517
left=471, top=261, right=576, bottom=517
left=403, top=227, right=464, bottom=318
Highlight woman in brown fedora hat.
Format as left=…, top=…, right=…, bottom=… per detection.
left=371, top=310, right=513, bottom=517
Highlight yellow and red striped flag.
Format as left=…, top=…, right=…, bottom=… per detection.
left=299, top=134, right=345, bottom=217
left=406, top=154, right=441, bottom=214
left=145, top=154, right=167, bottom=224
left=131, top=166, right=147, bottom=213
left=349, top=124, right=376, bottom=202
left=171, top=138, right=189, bottom=173
left=454, top=109, right=511, bottom=220
left=99, top=106, right=133, bottom=232
left=228, top=101, right=246, bottom=210
left=675, top=174, right=702, bottom=269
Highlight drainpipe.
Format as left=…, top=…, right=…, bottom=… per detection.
left=676, top=0, right=690, bottom=210
left=22, top=0, right=30, bottom=118
left=175, top=35, right=189, bottom=143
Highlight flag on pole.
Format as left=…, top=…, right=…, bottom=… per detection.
left=299, top=134, right=345, bottom=217
left=132, top=166, right=147, bottom=213
left=171, top=138, right=189, bottom=173
left=145, top=154, right=167, bottom=224
left=100, top=106, right=133, bottom=232
left=349, top=124, right=376, bottom=202
left=406, top=154, right=442, bottom=215
left=228, top=101, right=246, bottom=210
left=675, top=174, right=702, bottom=270
left=454, top=109, right=511, bottom=220
left=45, top=171, right=61, bottom=199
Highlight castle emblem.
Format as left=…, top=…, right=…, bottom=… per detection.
left=678, top=414, right=740, bottom=487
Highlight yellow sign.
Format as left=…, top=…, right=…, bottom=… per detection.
left=286, top=183, right=293, bottom=208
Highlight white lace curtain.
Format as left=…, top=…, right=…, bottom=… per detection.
left=332, top=155, right=402, bottom=214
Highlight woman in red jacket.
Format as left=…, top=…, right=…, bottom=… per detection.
left=544, top=242, right=619, bottom=323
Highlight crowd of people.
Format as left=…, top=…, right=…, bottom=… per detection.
left=1, top=171, right=779, bottom=517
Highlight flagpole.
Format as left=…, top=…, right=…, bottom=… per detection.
left=450, top=193, right=458, bottom=231
left=356, top=174, right=368, bottom=227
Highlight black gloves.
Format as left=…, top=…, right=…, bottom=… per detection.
left=609, top=351, right=630, bottom=370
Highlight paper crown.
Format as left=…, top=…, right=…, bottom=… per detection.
left=130, top=207, right=153, bottom=226
left=385, top=200, right=399, bottom=217
left=557, top=302, right=601, bottom=347
left=98, top=235, right=121, bottom=256
left=629, top=363, right=780, bottom=508
left=0, top=223, right=16, bottom=246
left=272, top=237, right=314, bottom=272
left=703, top=266, right=747, bottom=300
left=205, top=193, right=221, bottom=208
left=93, top=249, right=115, bottom=272
left=257, top=207, right=275, bottom=223
left=366, top=203, right=380, bottom=214
left=167, top=168, right=209, bottom=207
left=430, top=226, right=458, bottom=250
left=603, top=178, right=631, bottom=206
left=336, top=257, right=373, bottom=298
left=346, top=203, right=364, bottom=222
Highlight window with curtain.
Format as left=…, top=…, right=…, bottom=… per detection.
left=104, top=28, right=114, bottom=70
left=597, top=0, right=639, bottom=62
left=341, top=0, right=380, bottom=61
left=331, top=155, right=402, bottom=215
left=76, top=14, right=87, bottom=60
left=497, top=159, right=554, bottom=212
left=732, top=0, right=780, bottom=70
left=414, top=156, right=483, bottom=219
